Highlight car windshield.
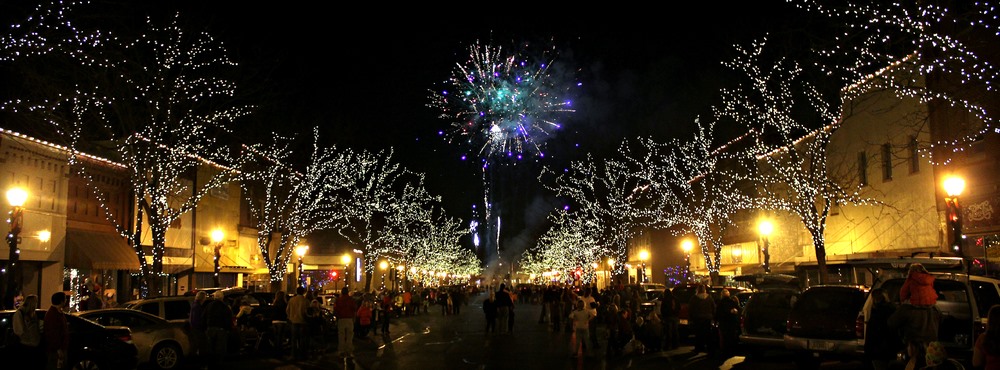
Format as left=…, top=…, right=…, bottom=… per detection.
left=798, top=288, right=865, bottom=314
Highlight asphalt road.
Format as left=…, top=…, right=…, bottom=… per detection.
left=182, top=293, right=869, bottom=370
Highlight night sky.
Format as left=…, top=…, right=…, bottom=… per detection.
left=0, top=1, right=815, bottom=255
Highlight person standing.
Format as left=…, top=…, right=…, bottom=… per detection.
left=188, top=291, right=208, bottom=366
left=379, top=292, right=393, bottom=335
left=44, top=292, right=69, bottom=370
left=865, top=288, right=901, bottom=370
left=568, top=299, right=597, bottom=357
left=508, top=296, right=516, bottom=333
left=483, top=291, right=498, bottom=335
left=13, top=294, right=42, bottom=363
left=334, top=287, right=358, bottom=357
left=715, top=289, right=741, bottom=355
left=973, top=304, right=1000, bottom=370
left=356, top=300, right=374, bottom=338
left=402, top=290, right=412, bottom=316
left=305, top=299, right=325, bottom=357
left=581, top=288, right=600, bottom=349
left=687, top=284, right=716, bottom=354
left=286, top=287, right=309, bottom=360
left=494, top=284, right=514, bottom=334
left=660, top=288, right=680, bottom=350
left=891, top=263, right=940, bottom=369
left=202, top=292, right=234, bottom=368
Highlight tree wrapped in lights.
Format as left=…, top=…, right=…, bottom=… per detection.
left=716, top=40, right=873, bottom=284
left=337, top=149, right=445, bottom=291
left=240, top=128, right=361, bottom=290
left=1, top=7, right=250, bottom=297
left=627, top=119, right=751, bottom=283
left=539, top=152, right=651, bottom=281
left=406, top=212, right=479, bottom=283
left=519, top=209, right=606, bottom=283
left=797, top=0, right=1000, bottom=164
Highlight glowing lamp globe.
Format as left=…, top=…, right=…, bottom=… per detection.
left=944, top=177, right=965, bottom=197
left=6, top=188, right=27, bottom=207
left=758, top=220, right=774, bottom=237
left=210, top=229, right=224, bottom=244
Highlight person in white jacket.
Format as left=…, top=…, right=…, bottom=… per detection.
left=568, top=299, right=597, bottom=357
left=13, top=294, right=42, bottom=359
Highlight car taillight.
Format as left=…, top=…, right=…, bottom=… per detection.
left=117, top=334, right=133, bottom=343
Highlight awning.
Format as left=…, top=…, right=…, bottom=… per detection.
left=143, top=256, right=194, bottom=274
left=66, top=229, right=141, bottom=271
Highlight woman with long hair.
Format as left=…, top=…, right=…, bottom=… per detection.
left=13, top=294, right=42, bottom=361
left=973, top=304, right=1000, bottom=369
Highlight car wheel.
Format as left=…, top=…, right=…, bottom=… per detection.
left=151, top=342, right=182, bottom=370
left=70, top=358, right=101, bottom=370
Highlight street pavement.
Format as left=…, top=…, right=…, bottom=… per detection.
left=195, top=292, right=867, bottom=370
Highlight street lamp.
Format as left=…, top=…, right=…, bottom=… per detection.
left=758, top=220, right=774, bottom=273
left=944, top=176, right=966, bottom=256
left=396, top=264, right=404, bottom=291
left=295, top=245, right=309, bottom=289
left=681, top=240, right=694, bottom=283
left=210, top=229, right=225, bottom=287
left=607, top=258, right=615, bottom=287
left=4, top=188, right=27, bottom=309
left=638, top=250, right=650, bottom=283
left=341, top=253, right=352, bottom=289
left=379, top=260, right=389, bottom=290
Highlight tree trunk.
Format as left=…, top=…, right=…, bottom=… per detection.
left=810, top=229, right=829, bottom=285
left=364, top=270, right=373, bottom=292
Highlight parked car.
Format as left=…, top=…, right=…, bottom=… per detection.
left=122, top=295, right=195, bottom=322
left=638, top=284, right=667, bottom=316
left=784, top=285, right=869, bottom=367
left=858, top=261, right=1000, bottom=367
left=75, top=308, right=191, bottom=370
left=739, top=288, right=800, bottom=352
left=1, top=309, right=139, bottom=370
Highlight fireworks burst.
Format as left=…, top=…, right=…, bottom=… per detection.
left=429, top=40, right=578, bottom=162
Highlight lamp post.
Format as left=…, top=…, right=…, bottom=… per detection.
left=4, top=188, right=27, bottom=309
left=341, top=254, right=352, bottom=289
left=758, top=220, right=773, bottom=273
left=607, top=258, right=615, bottom=287
left=944, top=176, right=966, bottom=257
left=295, top=245, right=309, bottom=289
left=638, top=250, right=650, bottom=283
left=681, top=240, right=693, bottom=283
left=210, top=229, right=224, bottom=287
left=396, top=265, right=404, bottom=292
left=379, top=260, right=388, bottom=291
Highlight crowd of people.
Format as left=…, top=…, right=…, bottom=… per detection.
left=19, top=262, right=1000, bottom=369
